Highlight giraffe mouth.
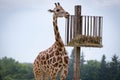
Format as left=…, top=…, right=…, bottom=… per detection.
left=65, top=12, right=70, bottom=18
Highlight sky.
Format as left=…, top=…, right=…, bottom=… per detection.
left=0, top=0, right=120, bottom=63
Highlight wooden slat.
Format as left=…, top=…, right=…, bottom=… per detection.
left=72, top=16, right=74, bottom=39
left=90, top=16, right=92, bottom=36
left=84, top=16, right=86, bottom=36
left=101, top=17, right=103, bottom=37
left=80, top=16, right=82, bottom=35
left=65, top=15, right=103, bottom=47
left=95, top=16, right=98, bottom=36
left=93, top=16, right=95, bottom=37
left=98, top=17, right=100, bottom=36
left=73, top=16, right=76, bottom=37
left=87, top=16, right=89, bottom=36
left=70, top=16, right=72, bottom=40
left=65, top=19, right=67, bottom=44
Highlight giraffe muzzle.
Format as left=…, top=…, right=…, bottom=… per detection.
left=65, top=12, right=70, bottom=18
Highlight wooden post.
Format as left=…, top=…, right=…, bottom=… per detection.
left=66, top=17, right=69, bottom=44
left=74, top=5, right=81, bottom=80
left=74, top=47, right=80, bottom=80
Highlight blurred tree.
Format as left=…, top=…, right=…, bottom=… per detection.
left=0, top=57, right=34, bottom=80
left=1, top=54, right=120, bottom=80
left=82, top=60, right=100, bottom=80
left=80, top=51, right=85, bottom=80
left=66, top=49, right=74, bottom=80
left=109, top=54, right=120, bottom=80
left=98, top=54, right=108, bottom=80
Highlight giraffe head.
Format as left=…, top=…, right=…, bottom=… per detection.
left=48, top=2, right=69, bottom=18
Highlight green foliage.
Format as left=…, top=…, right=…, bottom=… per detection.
left=66, top=50, right=120, bottom=80
left=66, top=49, right=74, bottom=80
left=0, top=57, right=34, bottom=80
left=108, top=54, right=120, bottom=80
left=98, top=54, right=108, bottom=80
left=80, top=54, right=120, bottom=80
left=0, top=53, right=120, bottom=80
left=81, top=60, right=100, bottom=80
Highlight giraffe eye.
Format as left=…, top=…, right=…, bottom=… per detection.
left=56, top=9, right=60, bottom=12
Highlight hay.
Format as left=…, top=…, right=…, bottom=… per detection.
left=67, top=35, right=102, bottom=47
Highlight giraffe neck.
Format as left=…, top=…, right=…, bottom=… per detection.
left=53, top=15, right=64, bottom=47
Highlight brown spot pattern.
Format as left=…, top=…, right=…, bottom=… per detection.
left=41, top=61, right=43, bottom=65
left=33, top=6, right=70, bottom=79
left=49, top=48, right=53, bottom=53
left=59, top=64, right=62, bottom=67
left=48, top=60, right=50, bottom=64
left=50, top=58, right=52, bottom=64
left=58, top=42, right=63, bottom=47
left=64, top=70, right=68, bottom=76
left=53, top=63, right=58, bottom=67
left=46, top=53, right=49, bottom=59
left=64, top=56, right=68, bottom=64
left=50, top=52, right=54, bottom=57
left=55, top=51, right=59, bottom=56
left=58, top=47, right=62, bottom=51
left=57, top=56, right=62, bottom=63
left=44, top=61, right=46, bottom=65
left=53, top=57, right=56, bottom=63
left=41, top=55, right=45, bottom=60
left=37, top=56, right=40, bottom=61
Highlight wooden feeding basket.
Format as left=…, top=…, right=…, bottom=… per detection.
left=65, top=15, right=103, bottom=47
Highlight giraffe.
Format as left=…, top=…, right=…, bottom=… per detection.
left=33, top=2, right=70, bottom=80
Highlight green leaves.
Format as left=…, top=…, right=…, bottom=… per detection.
left=66, top=50, right=120, bottom=80
left=0, top=57, right=34, bottom=80
left=0, top=54, right=120, bottom=80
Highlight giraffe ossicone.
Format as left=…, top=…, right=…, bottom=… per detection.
left=33, top=2, right=69, bottom=80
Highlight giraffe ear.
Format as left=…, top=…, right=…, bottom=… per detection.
left=57, top=2, right=60, bottom=6
left=48, top=9, right=54, bottom=13
left=54, top=3, right=57, bottom=7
